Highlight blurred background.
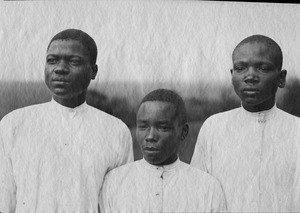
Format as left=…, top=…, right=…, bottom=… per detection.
left=1, top=0, right=300, bottom=163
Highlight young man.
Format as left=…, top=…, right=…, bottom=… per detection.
left=191, top=35, right=300, bottom=212
left=0, top=29, right=133, bottom=212
left=100, top=89, right=226, bottom=213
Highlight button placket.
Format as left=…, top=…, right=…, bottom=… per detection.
left=154, top=167, right=164, bottom=212
left=258, top=113, right=266, bottom=124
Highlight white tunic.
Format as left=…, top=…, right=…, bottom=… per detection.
left=191, top=105, right=300, bottom=212
left=0, top=99, right=134, bottom=213
left=100, top=158, right=226, bottom=213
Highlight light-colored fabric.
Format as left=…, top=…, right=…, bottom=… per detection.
left=0, top=99, right=134, bottom=213
left=100, top=158, right=227, bottom=213
left=191, top=105, right=300, bottom=212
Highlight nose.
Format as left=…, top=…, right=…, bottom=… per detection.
left=244, top=67, right=259, bottom=84
left=145, top=127, right=157, bottom=143
left=54, top=60, right=70, bottom=75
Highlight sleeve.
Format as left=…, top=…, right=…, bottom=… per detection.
left=293, top=166, right=300, bottom=212
left=292, top=136, right=300, bottom=212
left=115, top=123, right=134, bottom=167
left=99, top=171, right=114, bottom=213
left=210, top=180, right=227, bottom=213
left=0, top=118, right=17, bottom=213
left=190, top=118, right=212, bottom=173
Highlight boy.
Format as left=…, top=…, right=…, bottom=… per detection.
left=100, top=89, right=226, bottom=213
left=0, top=29, right=133, bottom=212
left=191, top=35, right=300, bottom=212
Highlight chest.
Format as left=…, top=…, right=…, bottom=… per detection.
left=209, top=121, right=297, bottom=192
left=10, top=118, right=115, bottom=189
left=112, top=172, right=209, bottom=212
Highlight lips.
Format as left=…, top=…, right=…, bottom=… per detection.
left=243, top=88, right=259, bottom=95
left=243, top=88, right=259, bottom=92
left=52, top=79, right=70, bottom=83
left=143, top=147, right=160, bottom=152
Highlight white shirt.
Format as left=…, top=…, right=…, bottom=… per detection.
left=100, top=158, right=226, bottom=213
left=191, top=105, right=300, bottom=212
left=0, top=99, right=133, bottom=213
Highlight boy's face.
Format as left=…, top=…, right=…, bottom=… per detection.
left=45, top=39, right=96, bottom=101
left=136, top=101, right=183, bottom=166
left=231, top=42, right=286, bottom=112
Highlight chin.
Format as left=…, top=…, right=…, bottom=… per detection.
left=242, top=97, right=260, bottom=105
left=144, top=156, right=163, bottom=165
left=52, top=92, right=76, bottom=100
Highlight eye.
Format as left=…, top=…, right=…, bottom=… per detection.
left=70, top=58, right=81, bottom=65
left=47, top=57, right=57, bottom=64
left=233, top=65, right=246, bottom=73
left=257, top=65, right=272, bottom=73
left=158, top=125, right=172, bottom=132
left=137, top=124, right=148, bottom=130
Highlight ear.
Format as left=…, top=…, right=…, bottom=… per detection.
left=180, top=123, right=189, bottom=141
left=278, top=69, right=287, bottom=88
left=91, top=65, right=98, bottom=80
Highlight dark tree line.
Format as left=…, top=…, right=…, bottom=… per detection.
left=1, top=78, right=300, bottom=125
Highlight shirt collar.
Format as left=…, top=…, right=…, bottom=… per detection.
left=141, top=157, right=181, bottom=173
left=50, top=98, right=87, bottom=117
left=241, top=103, right=277, bottom=123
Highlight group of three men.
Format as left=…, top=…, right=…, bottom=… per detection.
left=0, top=28, right=299, bottom=213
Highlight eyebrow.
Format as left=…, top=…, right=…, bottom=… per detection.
left=156, top=120, right=172, bottom=124
left=234, top=60, right=274, bottom=65
left=46, top=54, right=86, bottom=60
left=136, top=119, right=172, bottom=124
left=47, top=53, right=84, bottom=57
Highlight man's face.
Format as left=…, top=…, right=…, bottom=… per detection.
left=45, top=39, right=96, bottom=100
left=136, top=101, right=183, bottom=165
left=231, top=42, right=286, bottom=112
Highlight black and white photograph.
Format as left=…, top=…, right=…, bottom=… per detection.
left=1, top=0, right=300, bottom=212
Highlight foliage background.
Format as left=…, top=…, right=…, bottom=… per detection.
left=1, top=79, right=300, bottom=163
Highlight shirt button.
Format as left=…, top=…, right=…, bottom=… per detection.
left=156, top=193, right=159, bottom=196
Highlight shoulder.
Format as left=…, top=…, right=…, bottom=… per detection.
left=0, top=102, right=50, bottom=126
left=276, top=107, right=300, bottom=121
left=201, top=107, right=240, bottom=130
left=178, top=161, right=224, bottom=198
left=86, top=104, right=129, bottom=130
left=181, top=162, right=225, bottom=198
left=182, top=161, right=220, bottom=185
left=104, top=161, right=139, bottom=184
left=208, top=107, right=239, bottom=121
left=275, top=108, right=300, bottom=130
left=275, top=108, right=300, bottom=135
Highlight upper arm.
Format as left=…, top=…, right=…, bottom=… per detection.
left=116, top=123, right=134, bottom=167
left=0, top=119, right=17, bottom=213
left=190, top=119, right=212, bottom=172
left=211, top=180, right=227, bottom=213
left=99, top=172, right=114, bottom=213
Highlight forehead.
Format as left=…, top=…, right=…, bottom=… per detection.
left=47, top=39, right=88, bottom=57
left=233, top=42, right=278, bottom=64
left=137, top=101, right=176, bottom=120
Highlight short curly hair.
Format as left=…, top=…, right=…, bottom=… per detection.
left=233, top=34, right=283, bottom=70
left=47, top=28, right=97, bottom=65
left=140, top=89, right=187, bottom=125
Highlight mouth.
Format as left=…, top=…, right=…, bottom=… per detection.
left=52, top=79, right=70, bottom=84
left=243, top=88, right=259, bottom=95
left=143, top=147, right=160, bottom=153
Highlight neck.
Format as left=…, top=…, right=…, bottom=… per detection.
left=53, top=92, right=86, bottom=108
left=242, top=98, right=275, bottom=113
left=152, top=154, right=178, bottom=166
